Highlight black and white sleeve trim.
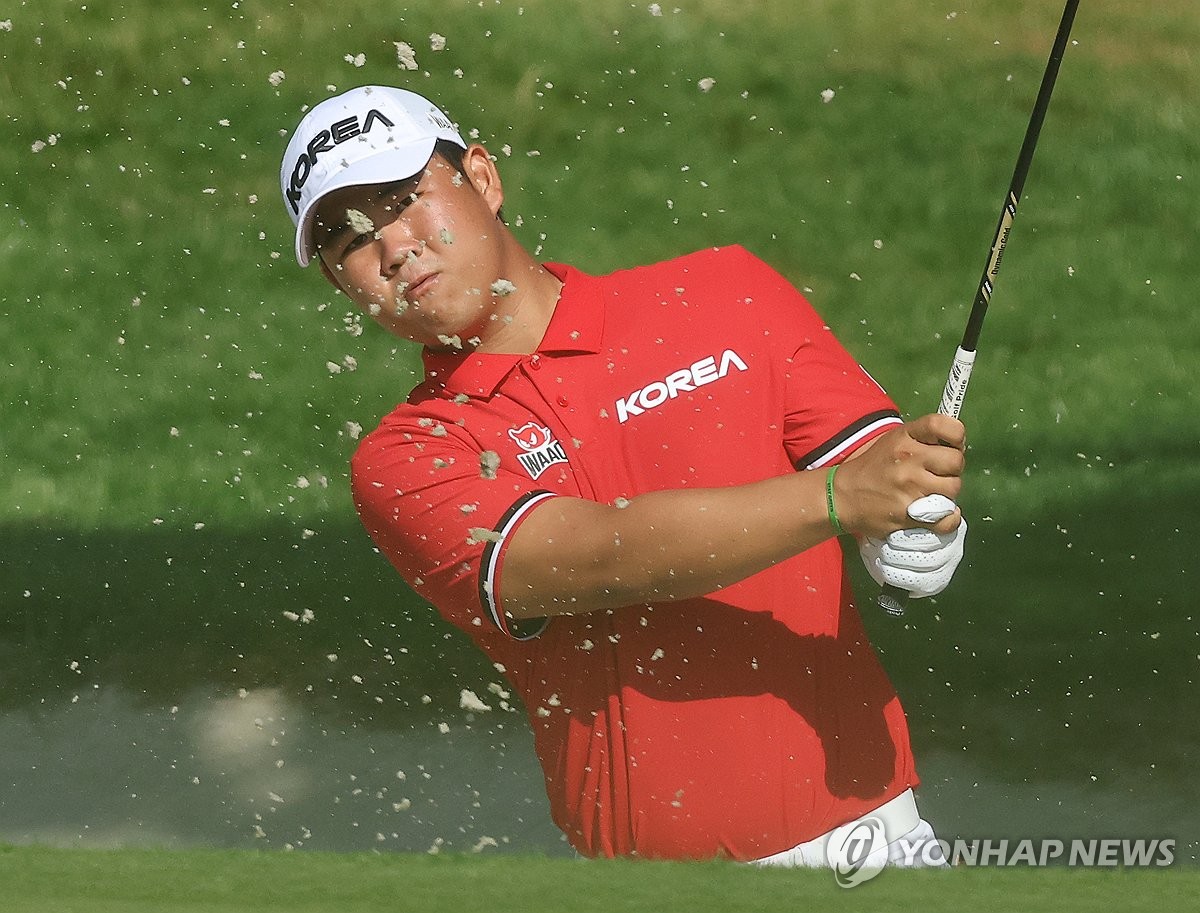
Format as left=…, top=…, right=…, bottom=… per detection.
left=796, top=410, right=903, bottom=470
left=477, top=490, right=557, bottom=641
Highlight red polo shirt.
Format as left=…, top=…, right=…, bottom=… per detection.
left=351, top=245, right=916, bottom=860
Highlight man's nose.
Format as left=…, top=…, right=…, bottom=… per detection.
left=378, top=217, right=424, bottom=278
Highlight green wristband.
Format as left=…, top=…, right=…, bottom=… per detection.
left=826, top=465, right=846, bottom=536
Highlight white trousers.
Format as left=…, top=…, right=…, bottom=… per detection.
left=751, top=789, right=947, bottom=869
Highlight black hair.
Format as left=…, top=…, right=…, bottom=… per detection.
left=432, top=139, right=505, bottom=225
left=433, top=138, right=469, bottom=174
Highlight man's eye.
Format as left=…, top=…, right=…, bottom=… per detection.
left=330, top=233, right=371, bottom=263
left=387, top=190, right=421, bottom=213
left=345, top=233, right=371, bottom=252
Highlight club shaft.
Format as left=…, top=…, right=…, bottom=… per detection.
left=878, top=0, right=1080, bottom=618
left=961, top=0, right=1080, bottom=353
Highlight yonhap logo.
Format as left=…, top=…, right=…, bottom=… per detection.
left=824, top=832, right=1175, bottom=888
left=826, top=816, right=887, bottom=888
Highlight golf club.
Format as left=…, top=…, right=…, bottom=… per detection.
left=877, top=0, right=1082, bottom=616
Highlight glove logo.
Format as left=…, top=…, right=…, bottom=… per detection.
left=826, top=815, right=887, bottom=888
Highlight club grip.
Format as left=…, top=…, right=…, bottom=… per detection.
left=876, top=583, right=909, bottom=617
left=877, top=346, right=975, bottom=616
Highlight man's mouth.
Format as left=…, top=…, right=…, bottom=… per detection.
left=406, top=273, right=438, bottom=299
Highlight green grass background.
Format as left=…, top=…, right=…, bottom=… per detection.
left=1, top=0, right=1197, bottom=905
left=0, top=844, right=1196, bottom=913
left=4, top=0, right=1196, bottom=528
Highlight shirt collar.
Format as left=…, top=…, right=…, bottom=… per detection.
left=419, top=262, right=604, bottom=399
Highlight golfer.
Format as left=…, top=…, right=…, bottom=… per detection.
left=280, top=85, right=966, bottom=866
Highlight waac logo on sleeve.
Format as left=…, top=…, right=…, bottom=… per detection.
left=507, top=423, right=570, bottom=480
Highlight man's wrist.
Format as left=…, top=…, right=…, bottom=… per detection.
left=825, top=465, right=847, bottom=536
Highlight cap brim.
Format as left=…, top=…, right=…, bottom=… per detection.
left=293, top=138, right=437, bottom=267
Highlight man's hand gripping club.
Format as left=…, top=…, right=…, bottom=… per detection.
left=834, top=414, right=968, bottom=600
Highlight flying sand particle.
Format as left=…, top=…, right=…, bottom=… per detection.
left=480, top=450, right=501, bottom=479
left=345, top=208, right=375, bottom=235
left=395, top=42, right=418, bottom=70
left=459, top=689, right=492, bottom=712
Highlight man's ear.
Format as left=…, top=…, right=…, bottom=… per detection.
left=461, top=143, right=505, bottom=217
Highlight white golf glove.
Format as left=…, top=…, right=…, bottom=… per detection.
left=859, top=494, right=967, bottom=599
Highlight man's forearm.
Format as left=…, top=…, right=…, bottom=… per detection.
left=498, top=415, right=965, bottom=620
left=499, top=470, right=835, bottom=618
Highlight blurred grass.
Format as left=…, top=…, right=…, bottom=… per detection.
left=0, top=843, right=1195, bottom=913
left=2, top=0, right=1197, bottom=529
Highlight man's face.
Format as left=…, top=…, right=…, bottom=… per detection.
left=312, top=152, right=505, bottom=348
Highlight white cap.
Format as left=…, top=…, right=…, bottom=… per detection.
left=280, top=86, right=467, bottom=267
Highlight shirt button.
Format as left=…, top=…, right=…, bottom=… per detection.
left=557, top=395, right=569, bottom=407
left=529, top=354, right=542, bottom=369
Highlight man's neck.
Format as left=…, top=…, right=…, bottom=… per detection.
left=470, top=255, right=564, bottom=355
